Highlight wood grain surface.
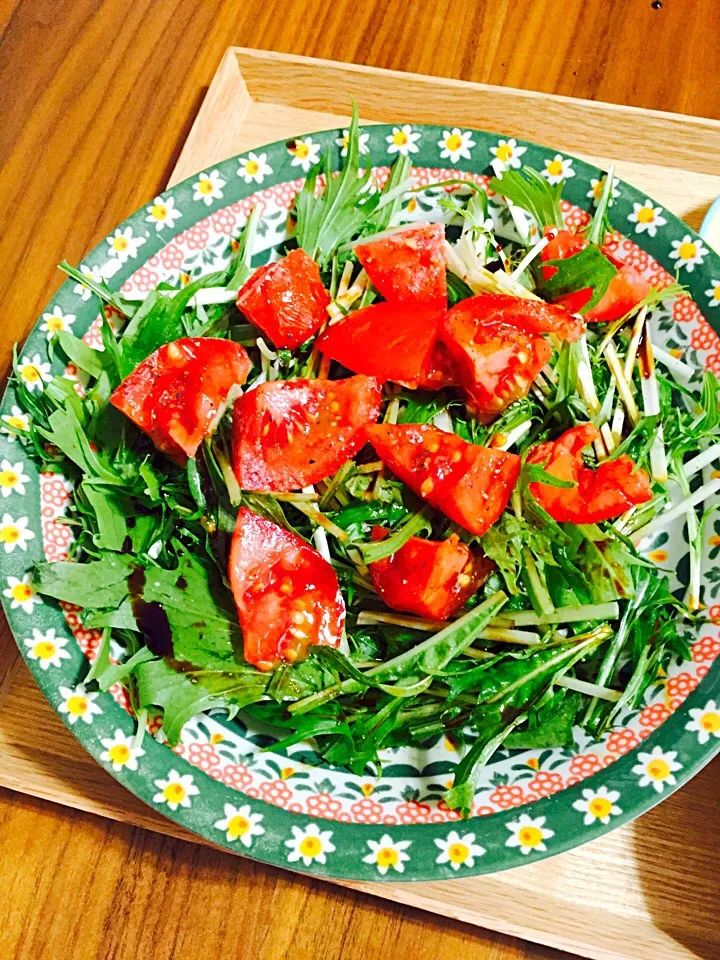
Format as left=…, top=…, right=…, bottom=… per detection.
left=1, top=3, right=719, bottom=960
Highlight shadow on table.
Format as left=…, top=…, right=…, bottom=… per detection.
left=632, top=756, right=719, bottom=959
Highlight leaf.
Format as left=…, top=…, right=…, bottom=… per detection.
left=225, top=205, right=262, bottom=291
left=488, top=167, right=565, bottom=232
left=541, top=243, right=618, bottom=313
left=81, top=483, right=129, bottom=551
left=134, top=658, right=267, bottom=745
left=293, top=102, right=376, bottom=266
left=118, top=272, right=225, bottom=374
left=55, top=331, right=106, bottom=378
left=355, top=509, right=430, bottom=564
left=33, top=553, right=133, bottom=609
left=141, top=552, right=243, bottom=669
left=38, top=405, right=122, bottom=484
left=503, top=691, right=580, bottom=749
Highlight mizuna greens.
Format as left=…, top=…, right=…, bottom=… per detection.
left=13, top=109, right=719, bottom=817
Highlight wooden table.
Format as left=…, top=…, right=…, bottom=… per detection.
left=1, top=3, right=718, bottom=958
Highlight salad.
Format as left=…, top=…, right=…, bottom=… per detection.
left=12, top=110, right=720, bottom=818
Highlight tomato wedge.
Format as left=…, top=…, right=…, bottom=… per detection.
left=527, top=424, right=653, bottom=523
left=440, top=298, right=553, bottom=420
left=365, top=423, right=520, bottom=535
left=369, top=529, right=494, bottom=620
left=584, top=268, right=653, bottom=323
left=110, top=337, right=250, bottom=462
left=232, top=375, right=382, bottom=491
left=229, top=508, right=344, bottom=670
left=318, top=302, right=443, bottom=385
left=236, top=248, right=331, bottom=350
left=354, top=222, right=447, bottom=307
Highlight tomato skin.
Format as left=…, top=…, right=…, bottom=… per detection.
left=527, top=424, right=653, bottom=523
left=369, top=529, right=494, bottom=620
left=318, top=302, right=443, bottom=385
left=236, top=248, right=331, bottom=350
left=365, top=423, right=521, bottom=536
left=232, top=375, right=382, bottom=491
left=229, top=508, right=344, bottom=670
left=440, top=297, right=553, bottom=419
left=355, top=223, right=447, bottom=307
left=584, top=267, right=652, bottom=323
left=110, top=337, right=250, bottom=462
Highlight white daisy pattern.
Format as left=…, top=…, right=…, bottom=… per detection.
left=489, top=138, right=526, bottom=173
left=0, top=513, right=35, bottom=552
left=362, top=834, right=411, bottom=875
left=571, top=786, right=622, bottom=825
left=542, top=154, right=575, bottom=185
left=669, top=235, right=708, bottom=272
left=438, top=128, right=475, bottom=164
left=57, top=685, right=102, bottom=725
left=632, top=746, right=682, bottom=793
left=73, top=264, right=104, bottom=301
left=335, top=129, right=370, bottom=157
left=586, top=175, right=620, bottom=207
left=287, top=137, right=321, bottom=172
left=214, top=804, right=265, bottom=848
left=17, top=355, right=52, bottom=392
left=40, top=305, right=76, bottom=340
left=153, top=770, right=199, bottom=811
left=192, top=170, right=225, bottom=206
left=1, top=406, right=30, bottom=441
left=386, top=125, right=421, bottom=157
left=106, top=226, right=146, bottom=263
left=628, top=199, right=667, bottom=238
left=100, top=730, right=145, bottom=772
left=285, top=823, right=335, bottom=866
left=505, top=814, right=554, bottom=855
left=237, top=151, right=273, bottom=184
left=704, top=280, right=720, bottom=308
left=434, top=830, right=486, bottom=870
left=24, top=629, right=70, bottom=670
left=3, top=574, right=41, bottom=613
left=0, top=459, right=29, bottom=498
left=145, top=195, right=181, bottom=232
left=685, top=700, right=720, bottom=745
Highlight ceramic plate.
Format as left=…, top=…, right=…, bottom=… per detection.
left=2, top=123, right=720, bottom=881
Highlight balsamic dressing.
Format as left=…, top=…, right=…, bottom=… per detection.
left=128, top=567, right=174, bottom=657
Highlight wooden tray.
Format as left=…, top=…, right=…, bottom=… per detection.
left=2, top=48, right=719, bottom=960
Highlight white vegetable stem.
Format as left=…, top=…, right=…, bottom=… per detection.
left=632, top=478, right=720, bottom=543
left=356, top=611, right=540, bottom=645
left=555, top=676, right=622, bottom=701
left=510, top=236, right=549, bottom=280
left=652, top=343, right=694, bottom=380
left=684, top=443, right=720, bottom=479
left=610, top=306, right=646, bottom=443
left=639, top=333, right=668, bottom=483
left=494, top=602, right=620, bottom=627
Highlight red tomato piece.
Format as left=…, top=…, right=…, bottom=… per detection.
left=355, top=222, right=447, bottom=307
left=232, top=375, right=382, bottom=491
left=236, top=248, right=331, bottom=350
left=318, top=302, right=443, bottom=385
left=369, top=529, right=494, bottom=620
left=110, top=337, right=250, bottom=462
left=416, top=339, right=459, bottom=390
left=440, top=297, right=553, bottom=420
left=527, top=424, right=653, bottom=523
left=584, top=267, right=653, bottom=323
left=229, top=508, right=345, bottom=670
left=365, top=423, right=521, bottom=536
